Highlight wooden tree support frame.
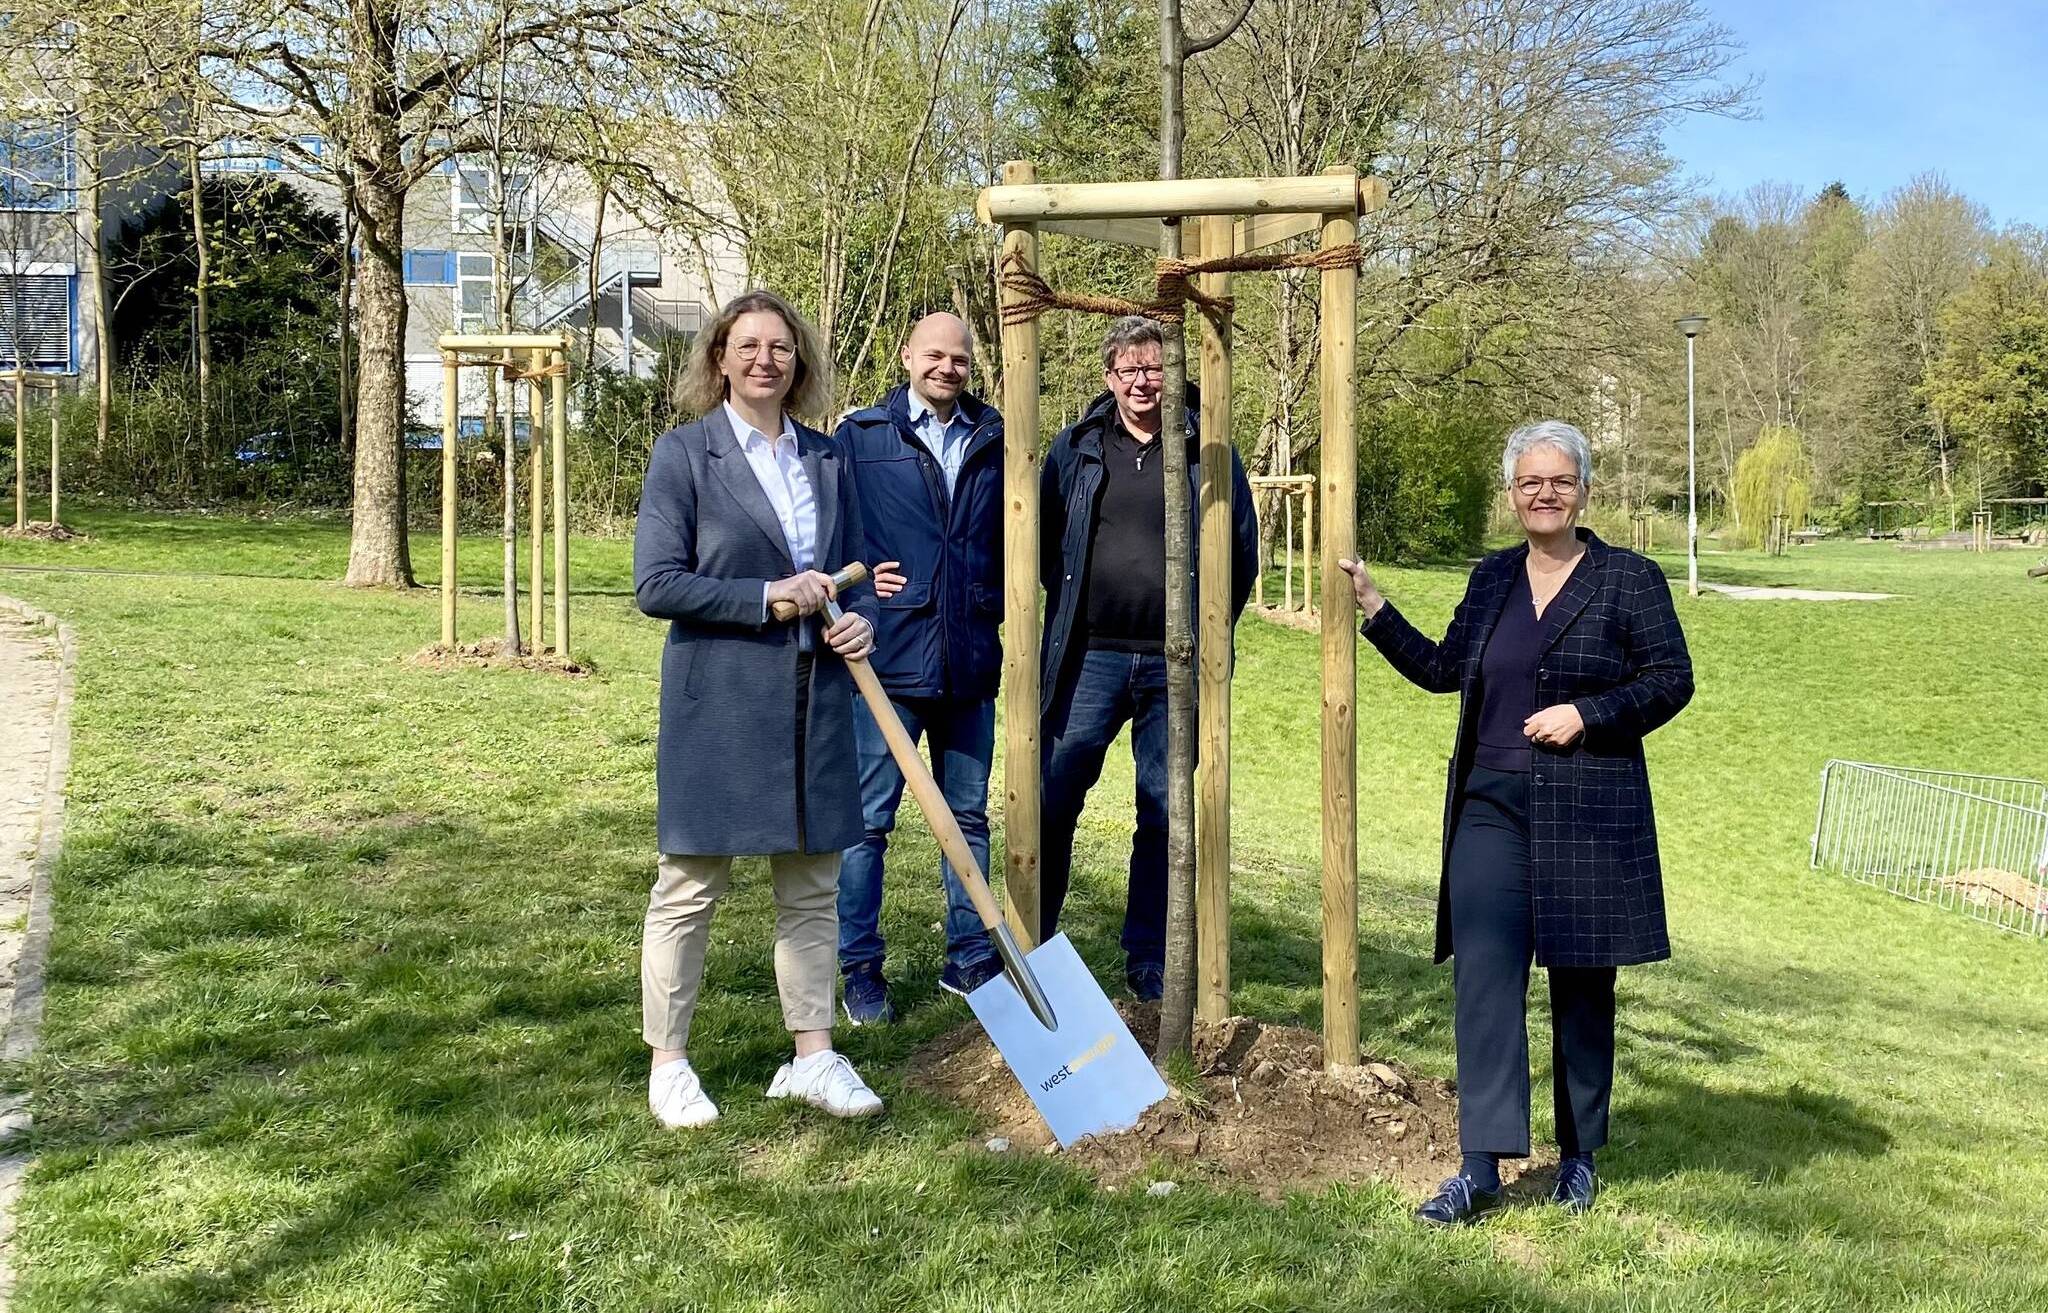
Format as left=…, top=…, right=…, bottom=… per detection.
left=985, top=163, right=1381, bottom=1068
left=9, top=371, right=64, bottom=533
left=435, top=333, right=573, bottom=660
left=1250, top=475, right=1316, bottom=614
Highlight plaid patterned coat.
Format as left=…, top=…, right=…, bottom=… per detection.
left=1363, top=530, right=1693, bottom=968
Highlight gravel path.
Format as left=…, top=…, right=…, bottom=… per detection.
left=0, top=600, right=72, bottom=1308
left=1700, top=582, right=1898, bottom=601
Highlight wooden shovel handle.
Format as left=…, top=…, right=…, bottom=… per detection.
left=843, top=656, right=1018, bottom=942
left=769, top=561, right=870, bottom=622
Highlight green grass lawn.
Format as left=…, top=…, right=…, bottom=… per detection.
left=3, top=502, right=2046, bottom=1311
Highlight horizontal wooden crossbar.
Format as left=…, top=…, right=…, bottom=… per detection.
left=979, top=172, right=1364, bottom=223
left=437, top=333, right=571, bottom=351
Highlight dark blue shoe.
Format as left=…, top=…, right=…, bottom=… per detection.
left=939, top=955, right=1004, bottom=998
left=1550, top=1157, right=1598, bottom=1213
left=1415, top=1175, right=1501, bottom=1226
left=840, top=963, right=897, bottom=1027
left=1125, top=962, right=1164, bottom=1002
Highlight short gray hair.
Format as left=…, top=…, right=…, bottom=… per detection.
left=1500, top=420, right=1593, bottom=489
left=1100, top=316, right=1164, bottom=372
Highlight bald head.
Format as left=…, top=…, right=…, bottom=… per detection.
left=902, top=313, right=973, bottom=417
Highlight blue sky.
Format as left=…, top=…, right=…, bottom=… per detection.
left=1662, top=0, right=2048, bottom=225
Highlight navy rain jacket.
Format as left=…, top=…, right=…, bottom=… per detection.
left=834, top=384, right=1005, bottom=700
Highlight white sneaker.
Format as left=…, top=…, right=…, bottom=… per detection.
left=649, top=1058, right=720, bottom=1128
left=765, top=1051, right=884, bottom=1118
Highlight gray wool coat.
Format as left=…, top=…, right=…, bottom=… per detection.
left=633, top=409, right=878, bottom=856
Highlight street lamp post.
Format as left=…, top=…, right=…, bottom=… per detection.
left=1676, top=314, right=1707, bottom=597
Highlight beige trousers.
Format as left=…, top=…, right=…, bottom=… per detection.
left=641, top=851, right=840, bottom=1051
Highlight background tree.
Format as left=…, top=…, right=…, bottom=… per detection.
left=1732, top=423, right=1812, bottom=553
left=190, top=0, right=718, bottom=586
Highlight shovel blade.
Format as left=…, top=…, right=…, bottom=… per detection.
left=965, top=934, right=1168, bottom=1147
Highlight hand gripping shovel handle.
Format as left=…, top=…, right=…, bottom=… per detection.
left=769, top=562, right=869, bottom=622
left=824, top=588, right=1059, bottom=1031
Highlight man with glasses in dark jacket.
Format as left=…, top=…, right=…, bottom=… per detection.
left=832, top=313, right=1006, bottom=1024
left=1038, top=315, right=1259, bottom=999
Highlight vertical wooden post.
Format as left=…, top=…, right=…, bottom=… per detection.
left=1196, top=213, right=1234, bottom=1025
left=528, top=349, right=546, bottom=650
left=441, top=354, right=460, bottom=646
left=12, top=372, right=23, bottom=532
left=1302, top=482, right=1315, bottom=613
left=1318, top=169, right=1360, bottom=1069
left=1283, top=490, right=1295, bottom=612
left=47, top=388, right=59, bottom=526
left=998, top=160, right=1042, bottom=948
left=551, top=346, right=570, bottom=660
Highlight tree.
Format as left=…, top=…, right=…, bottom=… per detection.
left=1845, top=174, right=1988, bottom=507
left=1150, top=0, right=1253, bottom=1066
left=1732, top=424, right=1812, bottom=553
left=1924, top=231, right=2048, bottom=499
left=190, top=1, right=717, bottom=586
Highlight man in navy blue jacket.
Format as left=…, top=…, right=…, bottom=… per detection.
left=1039, top=316, right=1259, bottom=999
left=832, top=313, right=1006, bottom=1023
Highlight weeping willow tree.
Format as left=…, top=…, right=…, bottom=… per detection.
left=1734, top=424, right=1814, bottom=554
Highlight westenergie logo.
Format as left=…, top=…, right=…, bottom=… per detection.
left=1037, top=1032, right=1117, bottom=1092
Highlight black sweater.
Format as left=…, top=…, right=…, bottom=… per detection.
left=1082, top=424, right=1166, bottom=653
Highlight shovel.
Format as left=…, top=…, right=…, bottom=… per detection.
left=783, top=564, right=1055, bottom=1028
left=793, top=563, right=1169, bottom=1146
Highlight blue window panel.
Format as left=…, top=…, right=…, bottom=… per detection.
left=403, top=249, right=456, bottom=285
left=0, top=272, right=76, bottom=371
left=0, top=120, right=75, bottom=210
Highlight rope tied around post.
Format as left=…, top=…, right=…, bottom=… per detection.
left=999, top=243, right=1364, bottom=328
left=500, top=358, right=570, bottom=384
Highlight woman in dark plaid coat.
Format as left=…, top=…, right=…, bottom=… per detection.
left=1339, top=420, right=1693, bottom=1226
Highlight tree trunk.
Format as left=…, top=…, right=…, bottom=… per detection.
left=83, top=126, right=111, bottom=459
left=186, top=145, right=213, bottom=484
left=343, top=165, right=417, bottom=587
left=339, top=204, right=355, bottom=462
left=341, top=0, right=416, bottom=587
left=586, top=180, right=609, bottom=384
left=1154, top=0, right=1198, bottom=1066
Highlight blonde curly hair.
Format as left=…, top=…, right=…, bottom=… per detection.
left=673, top=289, right=835, bottom=423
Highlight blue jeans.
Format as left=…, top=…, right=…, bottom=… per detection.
left=1039, top=648, right=1168, bottom=970
left=838, top=694, right=997, bottom=975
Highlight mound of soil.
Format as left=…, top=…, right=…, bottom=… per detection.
left=912, top=1006, right=1530, bottom=1200
left=408, top=639, right=590, bottom=676
left=2, top=521, right=86, bottom=542
left=1251, top=604, right=1321, bottom=634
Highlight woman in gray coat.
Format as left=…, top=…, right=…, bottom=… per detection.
left=633, top=289, right=884, bottom=1128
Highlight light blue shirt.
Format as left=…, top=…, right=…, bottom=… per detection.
left=724, top=401, right=819, bottom=641
left=907, top=389, right=974, bottom=498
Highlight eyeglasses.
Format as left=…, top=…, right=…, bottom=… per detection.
left=1513, top=475, right=1581, bottom=497
left=729, top=340, right=795, bottom=363
left=1109, top=365, right=1165, bottom=384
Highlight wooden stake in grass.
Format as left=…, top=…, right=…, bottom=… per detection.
left=441, top=355, right=460, bottom=647
left=500, top=349, right=522, bottom=655
left=1318, top=170, right=1360, bottom=1070
left=550, top=346, right=570, bottom=660
left=1196, top=212, right=1235, bottom=1026
left=528, top=348, right=546, bottom=652
left=998, top=159, right=1043, bottom=951
left=12, top=369, right=22, bottom=532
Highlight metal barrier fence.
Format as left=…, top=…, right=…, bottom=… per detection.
left=1811, top=761, right=2048, bottom=938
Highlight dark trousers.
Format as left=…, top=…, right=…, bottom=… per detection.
left=1038, top=648, right=1169, bottom=970
left=1449, top=765, right=1617, bottom=1157
left=837, top=694, right=997, bottom=974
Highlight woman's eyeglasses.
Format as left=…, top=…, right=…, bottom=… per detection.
left=729, top=340, right=796, bottom=363
left=1513, top=476, right=1581, bottom=497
